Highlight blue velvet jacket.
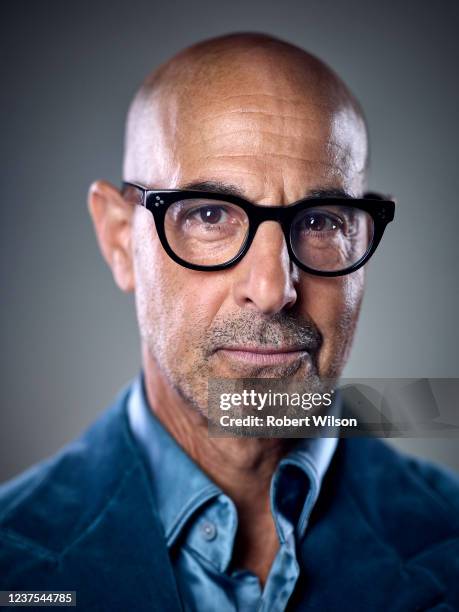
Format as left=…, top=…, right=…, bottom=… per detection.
left=1, top=384, right=458, bottom=611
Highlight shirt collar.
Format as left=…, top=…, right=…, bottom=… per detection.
left=128, top=371, right=339, bottom=550
left=272, top=398, right=340, bottom=541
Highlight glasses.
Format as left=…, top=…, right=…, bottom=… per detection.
left=122, top=182, right=395, bottom=277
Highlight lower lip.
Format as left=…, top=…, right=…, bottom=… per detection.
left=217, top=348, right=309, bottom=366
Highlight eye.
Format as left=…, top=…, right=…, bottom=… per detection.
left=193, top=206, right=228, bottom=224
left=302, top=211, right=343, bottom=232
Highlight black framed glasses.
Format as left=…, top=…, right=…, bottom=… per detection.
left=122, top=182, right=395, bottom=277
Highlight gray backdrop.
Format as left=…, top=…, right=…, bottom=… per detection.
left=1, top=0, right=458, bottom=482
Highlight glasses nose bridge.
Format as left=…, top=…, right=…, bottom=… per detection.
left=252, top=205, right=292, bottom=244
left=247, top=206, right=295, bottom=272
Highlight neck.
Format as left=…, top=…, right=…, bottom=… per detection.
left=141, top=345, right=293, bottom=583
left=141, top=346, right=292, bottom=506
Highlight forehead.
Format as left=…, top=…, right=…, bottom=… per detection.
left=128, top=58, right=368, bottom=199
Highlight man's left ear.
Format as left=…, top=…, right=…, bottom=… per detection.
left=87, top=180, right=135, bottom=293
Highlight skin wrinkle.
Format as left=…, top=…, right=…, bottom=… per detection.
left=91, top=32, right=371, bottom=585
left=210, top=94, right=338, bottom=105
left=198, top=130, right=319, bottom=143
left=200, top=153, right=354, bottom=168
left=190, top=109, right=361, bottom=150
left=198, top=130, right=359, bottom=160
left=202, top=110, right=318, bottom=120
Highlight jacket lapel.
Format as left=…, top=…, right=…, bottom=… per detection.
left=57, top=458, right=183, bottom=611
left=46, top=390, right=184, bottom=611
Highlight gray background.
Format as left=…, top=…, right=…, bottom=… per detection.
left=1, top=0, right=458, bottom=482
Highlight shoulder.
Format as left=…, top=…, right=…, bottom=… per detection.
left=336, top=437, right=459, bottom=557
left=0, top=382, right=179, bottom=607
left=0, top=383, right=139, bottom=558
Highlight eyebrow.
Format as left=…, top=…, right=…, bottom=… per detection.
left=178, top=180, right=353, bottom=201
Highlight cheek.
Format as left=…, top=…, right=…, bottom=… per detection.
left=299, top=271, right=364, bottom=371
left=301, top=273, right=363, bottom=327
left=301, top=270, right=363, bottom=326
left=132, top=211, right=225, bottom=356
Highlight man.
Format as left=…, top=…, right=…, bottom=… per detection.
left=1, top=33, right=458, bottom=611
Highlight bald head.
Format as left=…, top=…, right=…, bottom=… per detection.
left=123, top=32, right=369, bottom=196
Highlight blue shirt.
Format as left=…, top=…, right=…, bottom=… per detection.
left=127, top=374, right=338, bottom=612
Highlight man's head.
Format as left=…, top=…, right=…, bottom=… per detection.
left=89, top=32, right=370, bottom=417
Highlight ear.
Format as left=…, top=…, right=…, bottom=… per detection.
left=88, top=180, right=135, bottom=292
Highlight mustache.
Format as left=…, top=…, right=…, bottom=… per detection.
left=204, top=311, right=322, bottom=356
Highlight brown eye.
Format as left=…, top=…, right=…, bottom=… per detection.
left=303, top=212, right=340, bottom=232
left=198, top=206, right=225, bottom=224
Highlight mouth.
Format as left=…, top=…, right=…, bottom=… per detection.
left=215, top=345, right=311, bottom=366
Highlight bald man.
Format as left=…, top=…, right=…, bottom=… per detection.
left=1, top=33, right=458, bottom=612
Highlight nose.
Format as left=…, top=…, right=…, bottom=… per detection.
left=232, top=221, right=299, bottom=315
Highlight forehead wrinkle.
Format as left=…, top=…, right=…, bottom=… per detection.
left=198, top=94, right=346, bottom=115
left=196, top=129, right=359, bottom=156
left=199, top=152, right=348, bottom=168
left=187, top=128, right=364, bottom=176
left=178, top=97, right=366, bottom=175
left=183, top=92, right=343, bottom=122
left=201, top=157, right=361, bottom=197
left=200, top=110, right=319, bottom=122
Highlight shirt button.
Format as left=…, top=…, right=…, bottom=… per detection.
left=200, top=520, right=217, bottom=541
